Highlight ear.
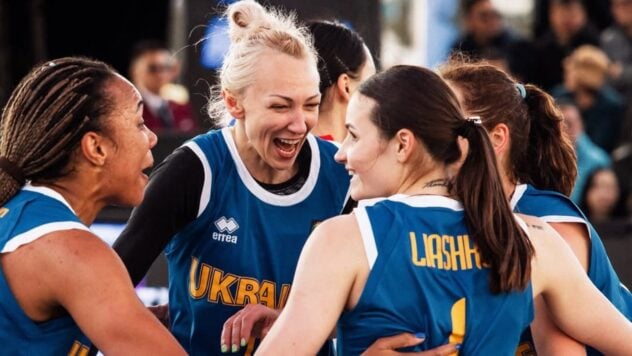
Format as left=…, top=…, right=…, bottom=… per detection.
left=488, top=123, right=510, bottom=155
left=80, top=132, right=109, bottom=167
left=335, top=74, right=352, bottom=102
left=393, top=129, right=416, bottom=163
left=222, top=90, right=245, bottom=120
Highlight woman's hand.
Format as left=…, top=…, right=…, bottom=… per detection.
left=221, top=304, right=280, bottom=353
left=362, top=333, right=459, bottom=356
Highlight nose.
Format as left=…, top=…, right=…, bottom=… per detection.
left=147, top=128, right=158, bottom=149
left=334, top=143, right=347, bottom=164
left=287, top=108, right=308, bottom=135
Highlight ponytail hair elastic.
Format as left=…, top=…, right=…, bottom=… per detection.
left=466, top=116, right=482, bottom=124
left=515, top=83, right=526, bottom=99
left=457, top=116, right=482, bottom=137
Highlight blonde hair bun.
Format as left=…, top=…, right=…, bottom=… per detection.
left=227, top=0, right=269, bottom=42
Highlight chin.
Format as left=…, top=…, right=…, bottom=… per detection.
left=351, top=185, right=387, bottom=201
left=350, top=190, right=369, bottom=202
left=271, top=157, right=299, bottom=171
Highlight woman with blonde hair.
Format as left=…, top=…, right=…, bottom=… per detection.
left=113, top=1, right=350, bottom=354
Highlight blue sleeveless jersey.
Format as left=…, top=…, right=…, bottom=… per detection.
left=0, top=185, right=91, bottom=355
left=337, top=195, right=533, bottom=355
left=166, top=128, right=350, bottom=355
left=511, top=184, right=632, bottom=355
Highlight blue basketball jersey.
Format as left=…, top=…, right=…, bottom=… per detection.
left=0, top=185, right=91, bottom=355
left=165, top=128, right=350, bottom=355
left=511, top=184, right=632, bottom=355
left=337, top=195, right=533, bottom=355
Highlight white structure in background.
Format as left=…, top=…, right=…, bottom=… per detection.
left=380, top=0, right=533, bottom=69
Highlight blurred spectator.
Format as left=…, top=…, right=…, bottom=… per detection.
left=580, top=167, right=628, bottom=223
left=129, top=40, right=198, bottom=133
left=534, top=0, right=613, bottom=39
left=450, top=0, right=533, bottom=82
left=552, top=45, right=625, bottom=152
left=479, top=47, right=510, bottom=73
left=602, top=0, right=632, bottom=148
left=532, top=0, right=600, bottom=91
left=601, top=0, right=632, bottom=102
left=612, top=142, right=632, bottom=215
left=452, top=0, right=508, bottom=55
left=559, top=100, right=611, bottom=204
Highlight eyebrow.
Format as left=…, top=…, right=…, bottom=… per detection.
left=269, top=94, right=321, bottom=102
left=137, top=100, right=144, bottom=113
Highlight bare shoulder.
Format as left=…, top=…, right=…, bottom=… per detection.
left=303, top=214, right=364, bottom=264
left=515, top=214, right=577, bottom=294
left=1, top=229, right=126, bottom=320
left=514, top=214, right=560, bottom=247
left=25, top=229, right=118, bottom=267
left=5, top=229, right=127, bottom=291
left=313, top=214, right=359, bottom=236
left=514, top=214, right=566, bottom=268
left=515, top=214, right=548, bottom=231
left=310, top=214, right=362, bottom=247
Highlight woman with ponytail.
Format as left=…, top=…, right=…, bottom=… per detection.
left=0, top=57, right=185, bottom=355
left=113, top=1, right=350, bottom=354
left=255, top=65, right=632, bottom=355
left=307, top=20, right=376, bottom=142
left=440, top=59, right=632, bottom=354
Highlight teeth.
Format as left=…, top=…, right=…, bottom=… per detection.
left=278, top=138, right=300, bottom=145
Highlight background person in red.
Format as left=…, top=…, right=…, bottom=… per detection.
left=129, top=40, right=199, bottom=133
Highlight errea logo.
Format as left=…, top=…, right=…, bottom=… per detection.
left=215, top=216, right=239, bottom=233
left=213, top=216, right=239, bottom=244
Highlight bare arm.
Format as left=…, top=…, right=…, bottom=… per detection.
left=528, top=221, right=590, bottom=355
left=525, top=215, right=632, bottom=355
left=530, top=295, right=586, bottom=356
left=548, top=222, right=590, bottom=270
left=256, top=214, right=366, bottom=355
left=1, top=230, right=186, bottom=355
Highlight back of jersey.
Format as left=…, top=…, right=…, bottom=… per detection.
left=337, top=195, right=533, bottom=355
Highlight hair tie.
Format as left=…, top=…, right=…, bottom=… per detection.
left=0, top=157, right=25, bottom=186
left=515, top=83, right=526, bottom=99
left=466, top=116, right=482, bottom=125
left=457, top=116, right=482, bottom=137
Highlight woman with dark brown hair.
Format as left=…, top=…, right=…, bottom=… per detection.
left=440, top=59, right=632, bottom=354
left=307, top=20, right=376, bottom=142
left=255, top=65, right=632, bottom=355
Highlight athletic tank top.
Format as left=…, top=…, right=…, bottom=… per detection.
left=0, top=185, right=91, bottom=355
left=338, top=195, right=533, bottom=355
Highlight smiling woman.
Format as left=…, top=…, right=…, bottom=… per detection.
left=0, top=57, right=185, bottom=355
left=256, top=64, right=632, bottom=356
left=112, top=1, right=351, bottom=355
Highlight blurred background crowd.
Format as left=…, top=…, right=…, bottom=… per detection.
left=1, top=0, right=631, bottom=286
